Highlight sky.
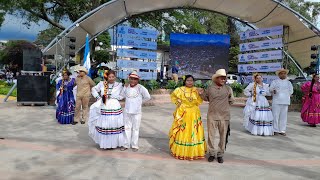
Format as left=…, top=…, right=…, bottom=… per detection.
left=0, top=2, right=319, bottom=42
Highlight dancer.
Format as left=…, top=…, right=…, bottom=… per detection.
left=243, top=73, right=273, bottom=136
left=301, top=73, right=320, bottom=127
left=56, top=70, right=76, bottom=124
left=88, top=70, right=125, bottom=149
left=199, top=69, right=234, bottom=163
left=169, top=75, right=206, bottom=160
left=270, top=69, right=293, bottom=136
left=74, top=66, right=95, bottom=125
left=120, top=71, right=151, bottom=152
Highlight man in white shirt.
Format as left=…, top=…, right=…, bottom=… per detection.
left=120, top=71, right=151, bottom=152
left=270, top=69, right=293, bottom=136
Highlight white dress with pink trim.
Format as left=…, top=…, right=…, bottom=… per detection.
left=88, top=81, right=124, bottom=149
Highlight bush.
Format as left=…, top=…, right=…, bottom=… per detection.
left=204, top=80, right=213, bottom=89
left=165, top=80, right=177, bottom=89
left=230, top=82, right=244, bottom=97
left=146, top=80, right=160, bottom=91
left=291, top=84, right=304, bottom=104
left=194, top=80, right=204, bottom=88
left=0, top=86, right=17, bottom=97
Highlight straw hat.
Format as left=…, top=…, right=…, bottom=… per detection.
left=212, top=69, right=227, bottom=80
left=78, top=66, right=88, bottom=74
left=128, top=70, right=140, bottom=79
left=275, top=68, right=289, bottom=76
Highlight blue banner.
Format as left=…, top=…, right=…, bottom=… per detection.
left=117, top=37, right=157, bottom=50
left=117, top=48, right=157, bottom=60
left=117, top=26, right=158, bottom=39
left=117, top=71, right=157, bottom=80
left=117, top=59, right=157, bottom=70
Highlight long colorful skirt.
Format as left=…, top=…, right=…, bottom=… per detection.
left=301, top=94, right=320, bottom=125
left=169, top=106, right=207, bottom=160
left=56, top=90, right=75, bottom=124
left=88, top=99, right=125, bottom=149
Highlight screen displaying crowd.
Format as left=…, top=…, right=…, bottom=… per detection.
left=170, top=33, right=230, bottom=79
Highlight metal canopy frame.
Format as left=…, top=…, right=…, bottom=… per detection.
left=42, top=0, right=320, bottom=79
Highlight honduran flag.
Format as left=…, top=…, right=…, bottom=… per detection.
left=83, top=34, right=91, bottom=77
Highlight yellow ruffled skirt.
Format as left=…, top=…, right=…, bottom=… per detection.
left=169, top=106, right=207, bottom=160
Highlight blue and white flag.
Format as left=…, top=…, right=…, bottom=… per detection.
left=83, top=34, right=91, bottom=77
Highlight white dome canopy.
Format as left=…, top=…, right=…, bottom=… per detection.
left=43, top=0, right=320, bottom=69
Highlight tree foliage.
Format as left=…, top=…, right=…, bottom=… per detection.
left=34, top=26, right=62, bottom=46
left=0, top=40, right=39, bottom=69
left=96, top=31, right=111, bottom=49
left=92, top=50, right=111, bottom=65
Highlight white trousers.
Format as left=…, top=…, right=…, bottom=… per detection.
left=124, top=113, right=142, bottom=149
left=272, top=104, right=288, bottom=133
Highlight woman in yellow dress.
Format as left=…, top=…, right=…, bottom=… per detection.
left=169, top=75, right=207, bottom=160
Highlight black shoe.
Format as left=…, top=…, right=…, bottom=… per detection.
left=72, top=122, right=78, bottom=125
left=208, top=156, right=215, bottom=162
left=80, top=121, right=85, bottom=124
left=310, top=124, right=317, bottom=127
left=217, top=157, right=224, bottom=164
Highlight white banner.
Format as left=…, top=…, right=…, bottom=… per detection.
left=117, top=37, right=157, bottom=50
left=238, top=62, right=282, bottom=73
left=117, top=26, right=158, bottom=39
left=238, top=50, right=283, bottom=62
left=117, top=71, right=157, bottom=80
left=240, top=38, right=283, bottom=52
left=117, top=48, right=157, bottom=60
left=117, top=59, right=157, bottom=70
left=239, top=25, right=283, bottom=40
left=242, top=75, right=278, bottom=84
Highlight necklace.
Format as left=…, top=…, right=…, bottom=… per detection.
left=183, top=87, right=194, bottom=102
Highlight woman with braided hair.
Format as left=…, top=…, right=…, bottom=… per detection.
left=56, top=70, right=76, bottom=124
left=301, top=73, right=320, bottom=127
left=88, top=70, right=125, bottom=149
left=243, top=73, right=273, bottom=136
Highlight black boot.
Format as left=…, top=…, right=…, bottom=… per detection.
left=208, top=156, right=215, bottom=162
left=72, top=122, right=78, bottom=125
left=217, top=157, right=224, bottom=164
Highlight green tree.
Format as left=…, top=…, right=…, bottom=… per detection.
left=92, top=50, right=111, bottom=65
left=96, top=31, right=111, bottom=49
left=34, top=26, right=62, bottom=46
left=0, top=40, right=38, bottom=69
left=0, top=0, right=111, bottom=30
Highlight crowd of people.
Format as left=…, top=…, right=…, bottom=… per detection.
left=55, top=65, right=320, bottom=163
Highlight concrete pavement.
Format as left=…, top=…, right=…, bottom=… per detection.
left=0, top=102, right=320, bottom=180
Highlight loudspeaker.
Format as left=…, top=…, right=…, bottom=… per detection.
left=23, top=49, right=42, bottom=71
left=17, top=75, right=50, bottom=103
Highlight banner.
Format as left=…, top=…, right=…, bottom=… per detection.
left=240, top=38, right=283, bottom=52
left=117, top=59, right=157, bottom=70
left=117, top=37, right=157, bottom=50
left=238, top=62, right=282, bottom=73
left=238, top=50, right=283, bottom=62
left=240, top=25, right=283, bottom=40
left=117, top=71, right=157, bottom=80
left=117, top=26, right=158, bottom=39
left=117, top=48, right=157, bottom=60
left=242, top=75, right=278, bottom=84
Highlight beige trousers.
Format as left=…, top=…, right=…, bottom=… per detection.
left=172, top=73, right=178, bottom=83
left=207, top=120, right=229, bottom=157
left=75, top=96, right=90, bottom=123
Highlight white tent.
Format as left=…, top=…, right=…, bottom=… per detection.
left=43, top=0, right=320, bottom=69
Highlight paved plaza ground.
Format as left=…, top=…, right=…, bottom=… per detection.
left=0, top=102, right=320, bottom=180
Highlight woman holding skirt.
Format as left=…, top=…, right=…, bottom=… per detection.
left=169, top=75, right=206, bottom=160
left=243, top=73, right=273, bottom=136
left=88, top=70, right=125, bottom=149
left=301, top=73, right=320, bottom=127
left=56, top=70, right=76, bottom=124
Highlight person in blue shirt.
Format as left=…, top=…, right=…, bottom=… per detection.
left=172, top=61, right=179, bottom=84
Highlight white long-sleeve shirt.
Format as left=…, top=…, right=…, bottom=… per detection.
left=121, top=84, right=151, bottom=114
left=269, top=79, right=293, bottom=105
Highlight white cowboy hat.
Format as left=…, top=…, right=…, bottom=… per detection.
left=78, top=66, right=88, bottom=74
left=212, top=69, right=227, bottom=80
left=128, top=70, right=140, bottom=79
left=276, top=68, right=289, bottom=76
